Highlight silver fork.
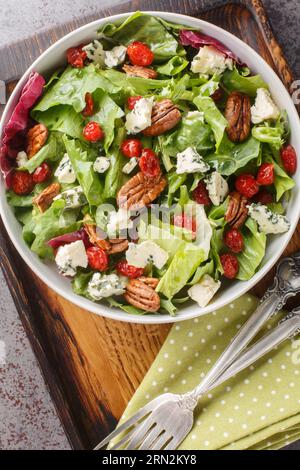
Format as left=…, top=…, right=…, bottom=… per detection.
left=94, top=252, right=300, bottom=450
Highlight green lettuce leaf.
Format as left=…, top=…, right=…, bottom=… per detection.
left=91, top=90, right=124, bottom=151
left=34, top=105, right=84, bottom=140
left=162, top=110, right=213, bottom=156
left=22, top=132, right=65, bottom=173
left=264, top=154, right=295, bottom=201
left=156, top=244, right=205, bottom=299
left=33, top=64, right=120, bottom=114
left=7, top=191, right=33, bottom=207
left=193, top=96, right=228, bottom=151
left=156, top=56, right=188, bottom=76
left=63, top=136, right=103, bottom=206
left=23, top=199, right=81, bottom=258
left=205, top=136, right=261, bottom=176
left=103, top=127, right=127, bottom=200
left=99, top=11, right=184, bottom=62
left=222, top=67, right=268, bottom=97
left=252, top=125, right=283, bottom=149
left=237, top=218, right=266, bottom=280
left=100, top=69, right=169, bottom=95
left=188, top=259, right=214, bottom=285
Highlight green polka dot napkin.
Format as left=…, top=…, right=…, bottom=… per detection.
left=118, top=295, right=300, bottom=450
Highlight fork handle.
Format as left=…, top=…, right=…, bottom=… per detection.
left=192, top=290, right=283, bottom=398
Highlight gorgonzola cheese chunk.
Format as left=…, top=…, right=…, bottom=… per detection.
left=54, top=153, right=76, bottom=184
left=16, top=151, right=28, bottom=168
left=251, top=88, right=280, bottom=124
left=188, top=274, right=221, bottom=308
left=191, top=46, right=233, bottom=75
left=122, top=157, right=138, bottom=174
left=104, top=45, right=127, bottom=68
left=55, top=240, right=88, bottom=277
left=106, top=208, right=133, bottom=238
left=125, top=97, right=154, bottom=134
left=205, top=171, right=229, bottom=206
left=87, top=273, right=126, bottom=300
left=126, top=240, right=169, bottom=269
left=176, top=147, right=210, bottom=174
left=248, top=203, right=290, bottom=234
left=93, top=156, right=110, bottom=174
left=54, top=186, right=86, bottom=209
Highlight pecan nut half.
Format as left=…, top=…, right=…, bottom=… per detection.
left=225, top=191, right=248, bottom=229
left=117, top=171, right=167, bottom=210
left=124, top=278, right=160, bottom=312
left=83, top=215, right=111, bottom=251
left=33, top=183, right=61, bottom=213
left=138, top=276, right=160, bottom=289
left=142, top=99, right=181, bottom=136
left=225, top=92, right=251, bottom=143
left=122, top=64, right=158, bottom=79
left=108, top=238, right=129, bottom=254
left=26, top=124, right=49, bottom=158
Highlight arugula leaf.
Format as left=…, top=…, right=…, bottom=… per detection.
left=205, top=136, right=261, bottom=176
left=222, top=67, right=268, bottom=97
left=237, top=218, right=266, bottom=280
left=193, top=96, right=228, bottom=151
left=99, top=11, right=184, bottom=62
left=63, top=136, right=103, bottom=206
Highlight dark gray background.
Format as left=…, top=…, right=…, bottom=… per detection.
left=0, top=0, right=299, bottom=450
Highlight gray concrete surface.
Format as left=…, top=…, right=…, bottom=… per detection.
left=0, top=0, right=299, bottom=450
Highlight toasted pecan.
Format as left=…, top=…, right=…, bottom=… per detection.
left=83, top=215, right=111, bottom=251
left=124, top=278, right=160, bottom=312
left=225, top=191, right=248, bottom=229
left=138, top=277, right=160, bottom=289
left=33, top=183, right=61, bottom=213
left=26, top=124, right=49, bottom=158
left=117, top=171, right=167, bottom=210
left=122, top=64, right=158, bottom=79
left=225, top=92, right=251, bottom=143
left=108, top=238, right=129, bottom=254
left=142, top=99, right=181, bottom=136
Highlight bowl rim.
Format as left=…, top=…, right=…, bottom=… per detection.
left=1, top=11, right=300, bottom=324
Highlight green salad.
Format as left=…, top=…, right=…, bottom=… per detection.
left=3, top=11, right=297, bottom=316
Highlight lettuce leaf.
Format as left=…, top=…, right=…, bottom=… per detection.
left=99, top=11, right=184, bottom=62
left=23, top=199, right=81, bottom=258
left=252, top=125, right=283, bottom=149
left=222, top=67, right=268, bottom=97
left=205, top=136, right=261, bottom=176
left=63, top=136, right=103, bottom=206
left=103, top=127, right=127, bottom=200
left=33, top=64, right=120, bottom=114
left=162, top=110, right=213, bottom=156
left=193, top=96, right=228, bottom=151
left=22, top=132, right=65, bottom=173
left=100, top=69, right=169, bottom=95
left=264, top=153, right=295, bottom=201
left=188, top=259, right=214, bottom=285
left=237, top=218, right=266, bottom=281
left=34, top=105, right=84, bottom=141
left=156, top=244, right=205, bottom=299
left=156, top=56, right=188, bottom=76
left=90, top=91, right=124, bottom=152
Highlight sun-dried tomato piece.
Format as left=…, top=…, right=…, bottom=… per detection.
left=66, top=44, right=87, bottom=68
left=86, top=246, right=109, bottom=271
left=235, top=173, right=259, bottom=198
left=121, top=139, right=143, bottom=158
left=224, top=228, right=244, bottom=253
left=192, top=181, right=211, bottom=206
left=83, top=121, right=104, bottom=142
left=256, top=163, right=274, bottom=186
left=32, top=162, right=51, bottom=184
left=280, top=144, right=297, bottom=175
left=82, top=92, right=94, bottom=117
left=127, top=41, right=154, bottom=66
left=220, top=253, right=239, bottom=279
left=116, top=259, right=144, bottom=279
left=12, top=170, right=34, bottom=195
left=252, top=190, right=273, bottom=205
left=139, top=149, right=160, bottom=178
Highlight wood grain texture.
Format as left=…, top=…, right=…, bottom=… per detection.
left=0, top=0, right=299, bottom=449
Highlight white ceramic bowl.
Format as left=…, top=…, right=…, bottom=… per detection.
left=1, top=12, right=300, bottom=324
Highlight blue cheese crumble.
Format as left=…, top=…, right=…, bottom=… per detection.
left=126, top=240, right=169, bottom=269
left=205, top=171, right=229, bottom=206
left=251, top=88, right=280, bottom=124
left=191, top=46, right=233, bottom=75
left=55, top=240, right=88, bottom=277
left=87, top=273, right=127, bottom=300
left=248, top=203, right=290, bottom=234
left=188, top=274, right=221, bottom=308
left=176, top=147, right=210, bottom=174
left=125, top=97, right=154, bottom=134
left=54, top=153, right=76, bottom=184
left=93, top=156, right=110, bottom=174
left=54, top=186, right=86, bottom=209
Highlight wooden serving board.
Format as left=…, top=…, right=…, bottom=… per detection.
left=1, top=0, right=300, bottom=450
